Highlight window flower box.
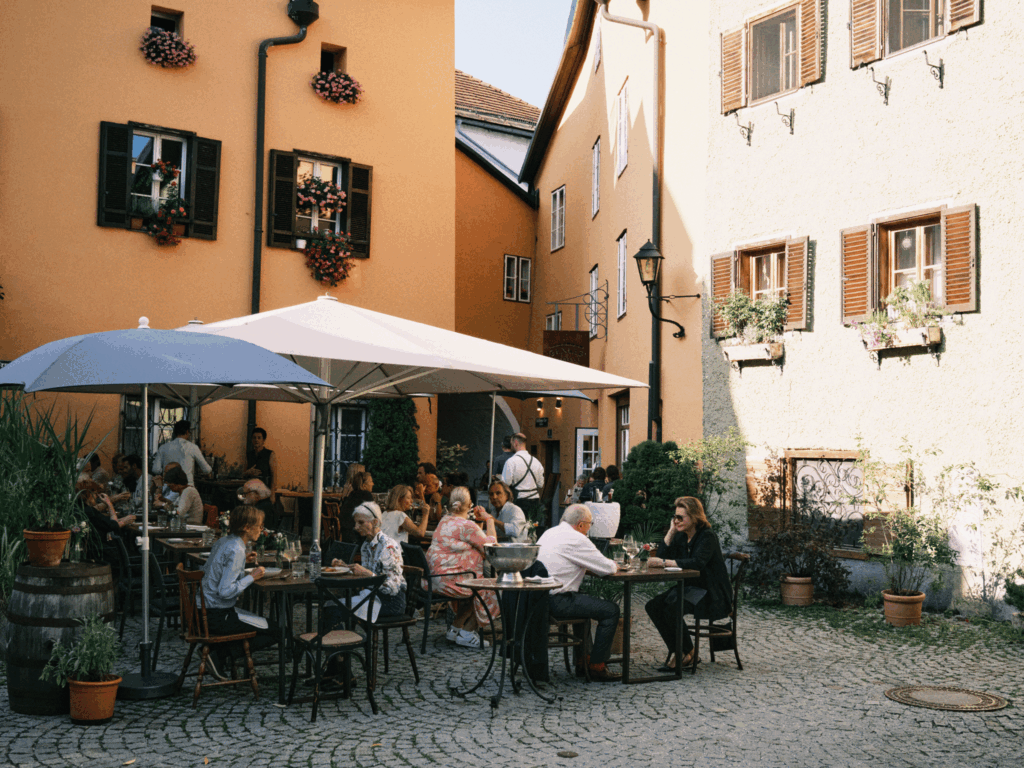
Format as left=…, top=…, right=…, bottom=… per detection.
left=722, top=341, right=784, bottom=363
left=865, top=325, right=941, bottom=352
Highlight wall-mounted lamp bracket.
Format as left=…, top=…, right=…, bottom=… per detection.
left=644, top=289, right=686, bottom=339
left=774, top=101, right=794, bottom=134
left=923, top=50, right=944, bottom=88
left=659, top=293, right=701, bottom=301
left=870, top=67, right=891, bottom=105
left=734, top=113, right=753, bottom=146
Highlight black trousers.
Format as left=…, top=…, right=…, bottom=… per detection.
left=205, top=607, right=278, bottom=654
left=644, top=588, right=695, bottom=656
left=548, top=592, right=619, bottom=665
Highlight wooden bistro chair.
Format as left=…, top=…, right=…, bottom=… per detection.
left=400, top=542, right=477, bottom=654
left=175, top=565, right=259, bottom=708
left=203, top=504, right=219, bottom=529
left=321, top=501, right=342, bottom=545
left=549, top=616, right=591, bottom=682
left=288, top=574, right=385, bottom=721
left=689, top=552, right=750, bottom=673
left=370, top=565, right=422, bottom=685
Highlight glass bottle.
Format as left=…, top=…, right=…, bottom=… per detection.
left=308, top=538, right=322, bottom=580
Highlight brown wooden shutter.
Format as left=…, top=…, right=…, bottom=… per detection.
left=850, top=0, right=881, bottom=68
left=721, top=28, right=745, bottom=114
left=268, top=150, right=297, bottom=247
left=710, top=251, right=735, bottom=338
left=841, top=225, right=873, bottom=324
left=941, top=204, right=977, bottom=313
left=97, top=122, right=132, bottom=228
left=784, top=236, right=809, bottom=331
left=346, top=163, right=372, bottom=258
left=948, top=0, right=981, bottom=34
left=799, top=0, right=822, bottom=85
left=187, top=136, right=221, bottom=240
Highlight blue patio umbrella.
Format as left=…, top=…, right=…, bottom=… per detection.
left=0, top=318, right=331, bottom=699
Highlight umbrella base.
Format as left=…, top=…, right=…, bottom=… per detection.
left=117, top=671, right=179, bottom=700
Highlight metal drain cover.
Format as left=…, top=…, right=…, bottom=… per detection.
left=884, top=685, right=1009, bottom=711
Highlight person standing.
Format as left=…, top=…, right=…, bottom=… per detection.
left=152, top=420, right=212, bottom=486
left=244, top=427, right=277, bottom=497
left=501, top=433, right=544, bottom=524
left=491, top=435, right=514, bottom=479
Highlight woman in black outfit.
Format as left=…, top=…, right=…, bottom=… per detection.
left=644, top=496, right=731, bottom=671
left=338, top=470, right=374, bottom=543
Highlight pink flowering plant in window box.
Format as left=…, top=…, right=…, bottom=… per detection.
left=296, top=175, right=346, bottom=212
left=304, top=230, right=355, bottom=287
left=310, top=71, right=363, bottom=104
left=140, top=27, right=197, bottom=69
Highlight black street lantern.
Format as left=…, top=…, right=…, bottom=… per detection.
left=634, top=240, right=664, bottom=290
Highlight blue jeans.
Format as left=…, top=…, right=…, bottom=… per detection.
left=548, top=591, right=619, bottom=665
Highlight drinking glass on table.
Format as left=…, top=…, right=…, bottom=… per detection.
left=292, top=556, right=308, bottom=580
left=623, top=535, right=640, bottom=570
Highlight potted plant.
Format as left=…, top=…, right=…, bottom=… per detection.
left=310, top=70, right=363, bottom=104
left=853, top=279, right=946, bottom=353
left=40, top=613, right=121, bottom=725
left=715, top=291, right=790, bottom=363
left=139, top=26, right=196, bottom=69
left=303, top=229, right=355, bottom=287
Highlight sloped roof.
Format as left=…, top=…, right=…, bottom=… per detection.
left=455, top=70, right=540, bottom=130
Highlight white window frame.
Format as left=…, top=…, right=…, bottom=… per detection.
left=889, top=221, right=943, bottom=305
left=575, top=427, right=600, bottom=483
left=589, top=265, right=600, bottom=338
left=551, top=186, right=565, bottom=251
left=503, top=254, right=532, bottom=303
left=885, top=0, right=943, bottom=57
left=296, top=157, right=344, bottom=237
left=592, top=138, right=601, bottom=218
left=325, top=404, right=367, bottom=488
left=545, top=311, right=562, bottom=331
left=616, top=231, right=627, bottom=318
left=617, top=401, right=630, bottom=466
left=748, top=6, right=799, bottom=105
left=130, top=130, right=187, bottom=218
left=750, top=247, right=787, bottom=302
left=616, top=83, right=629, bottom=176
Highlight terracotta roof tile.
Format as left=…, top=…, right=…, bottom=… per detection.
left=455, top=70, right=540, bottom=128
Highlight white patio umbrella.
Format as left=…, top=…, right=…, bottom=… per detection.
left=179, top=295, right=646, bottom=539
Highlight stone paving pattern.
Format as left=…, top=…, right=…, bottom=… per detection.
left=2, top=603, right=1022, bottom=768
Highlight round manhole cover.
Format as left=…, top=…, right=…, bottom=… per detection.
left=884, top=686, right=1009, bottom=712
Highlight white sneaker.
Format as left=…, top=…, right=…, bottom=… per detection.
left=445, top=626, right=460, bottom=642
left=455, top=629, right=490, bottom=649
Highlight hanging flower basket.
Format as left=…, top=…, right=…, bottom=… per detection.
left=304, top=230, right=355, bottom=287
left=140, top=27, right=196, bottom=68
left=147, top=196, right=188, bottom=246
left=310, top=71, right=363, bottom=104
left=296, top=175, right=346, bottom=212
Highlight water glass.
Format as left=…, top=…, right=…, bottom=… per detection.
left=202, top=528, right=215, bottom=546
left=292, top=556, right=308, bottom=580
left=156, top=512, right=168, bottom=529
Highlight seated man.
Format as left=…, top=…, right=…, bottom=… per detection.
left=237, top=478, right=277, bottom=528
left=579, top=467, right=607, bottom=503
left=536, top=504, right=623, bottom=682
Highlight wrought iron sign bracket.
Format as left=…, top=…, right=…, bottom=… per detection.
left=775, top=102, right=794, bottom=134
left=923, top=50, right=944, bottom=89
left=870, top=67, right=891, bottom=105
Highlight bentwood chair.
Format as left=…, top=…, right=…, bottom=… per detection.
left=147, top=550, right=180, bottom=667
left=288, top=574, right=385, bottom=721
left=175, top=565, right=259, bottom=707
left=370, top=565, right=421, bottom=684
left=321, top=501, right=342, bottom=545
left=689, top=552, right=750, bottom=673
left=400, top=542, right=477, bottom=654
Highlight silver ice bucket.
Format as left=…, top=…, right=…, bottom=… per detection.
left=484, top=543, right=539, bottom=584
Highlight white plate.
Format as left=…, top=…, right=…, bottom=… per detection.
left=166, top=538, right=185, bottom=543
left=262, top=567, right=283, bottom=577
left=320, top=566, right=351, bottom=577
left=665, top=566, right=682, bottom=572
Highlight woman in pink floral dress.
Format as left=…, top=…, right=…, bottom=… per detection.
left=426, top=486, right=499, bottom=648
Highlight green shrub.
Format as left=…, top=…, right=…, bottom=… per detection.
left=361, top=399, right=419, bottom=492
left=41, top=613, right=119, bottom=685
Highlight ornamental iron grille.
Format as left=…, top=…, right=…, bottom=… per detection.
left=790, top=453, right=864, bottom=549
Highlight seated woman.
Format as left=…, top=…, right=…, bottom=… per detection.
left=201, top=505, right=277, bottom=679
left=76, top=479, right=136, bottom=557
left=328, top=502, right=406, bottom=623
left=337, top=462, right=365, bottom=499
left=338, top=470, right=374, bottom=542
left=417, top=473, right=444, bottom=523
left=426, top=486, right=499, bottom=648
left=162, top=466, right=204, bottom=525
left=380, top=484, right=429, bottom=544
left=645, top=496, right=732, bottom=670
left=487, top=480, right=529, bottom=543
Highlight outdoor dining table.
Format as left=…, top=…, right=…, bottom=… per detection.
left=154, top=537, right=212, bottom=567
left=600, top=565, right=699, bottom=684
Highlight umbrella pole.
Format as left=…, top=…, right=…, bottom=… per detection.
left=488, top=394, right=496, bottom=488
left=311, top=403, right=328, bottom=544
left=118, top=383, right=177, bottom=700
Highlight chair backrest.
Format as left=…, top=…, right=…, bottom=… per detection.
left=148, top=551, right=171, bottom=609
left=725, top=552, right=751, bottom=614
left=326, top=540, right=357, bottom=565
left=401, top=565, right=423, bottom=618
left=321, top=501, right=342, bottom=543
left=400, top=542, right=430, bottom=575
left=316, top=574, right=386, bottom=631
left=177, top=564, right=209, bottom=639
left=203, top=504, right=219, bottom=528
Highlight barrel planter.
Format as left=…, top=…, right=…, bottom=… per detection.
left=780, top=575, right=814, bottom=606
left=23, top=529, right=71, bottom=567
left=882, top=589, right=926, bottom=627
left=5, top=562, right=116, bottom=715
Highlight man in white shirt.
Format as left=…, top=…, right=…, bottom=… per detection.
left=501, top=432, right=545, bottom=524
left=537, top=504, right=622, bottom=682
left=152, top=420, right=212, bottom=485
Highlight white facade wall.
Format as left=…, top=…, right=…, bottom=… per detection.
left=702, top=1, right=1024, bottom=601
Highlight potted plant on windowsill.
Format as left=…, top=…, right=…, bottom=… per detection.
left=303, top=229, right=355, bottom=287
left=716, top=292, right=790, bottom=363
left=854, top=279, right=946, bottom=353
left=139, top=26, right=196, bottom=69
left=310, top=70, right=363, bottom=104
left=40, top=614, right=121, bottom=725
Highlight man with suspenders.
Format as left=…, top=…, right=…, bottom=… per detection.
left=501, top=432, right=545, bottom=524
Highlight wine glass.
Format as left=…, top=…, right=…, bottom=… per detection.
left=623, top=535, right=640, bottom=570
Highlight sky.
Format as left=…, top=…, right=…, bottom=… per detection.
left=455, top=0, right=576, bottom=109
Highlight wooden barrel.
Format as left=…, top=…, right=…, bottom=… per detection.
left=5, top=562, right=116, bottom=715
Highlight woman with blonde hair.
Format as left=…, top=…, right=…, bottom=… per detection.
left=426, top=487, right=499, bottom=648
left=380, top=484, right=430, bottom=543
left=339, top=463, right=366, bottom=498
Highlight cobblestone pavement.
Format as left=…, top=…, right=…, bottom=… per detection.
left=3, top=602, right=1023, bottom=768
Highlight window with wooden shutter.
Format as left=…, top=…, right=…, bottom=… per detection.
left=187, top=137, right=220, bottom=240
left=948, top=0, right=981, bottom=34
left=721, top=28, right=745, bottom=114
left=841, top=225, right=873, bottom=324
left=784, top=236, right=809, bottom=331
left=616, top=83, right=629, bottom=176
left=710, top=251, right=735, bottom=338
left=347, top=163, right=372, bottom=258
left=850, top=0, right=882, bottom=67
left=853, top=0, right=980, bottom=66
left=98, top=122, right=133, bottom=228
left=268, top=150, right=297, bottom=247
left=799, top=0, right=821, bottom=85
left=941, top=204, right=977, bottom=313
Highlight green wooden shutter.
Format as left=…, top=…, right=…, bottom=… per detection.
left=97, top=122, right=132, bottom=228
left=187, top=136, right=221, bottom=240
left=268, top=149, right=298, bottom=247
left=346, top=163, right=372, bottom=258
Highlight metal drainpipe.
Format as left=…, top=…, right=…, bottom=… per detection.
left=248, top=21, right=313, bottom=435
left=594, top=0, right=664, bottom=441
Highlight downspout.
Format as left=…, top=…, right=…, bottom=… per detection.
left=594, top=0, right=664, bottom=441
left=249, top=1, right=319, bottom=435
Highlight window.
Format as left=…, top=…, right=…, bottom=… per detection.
left=320, top=45, right=346, bottom=74
left=268, top=149, right=373, bottom=256
left=616, top=84, right=628, bottom=176
left=325, top=405, right=366, bottom=488
left=575, top=428, right=600, bottom=482
left=840, top=204, right=977, bottom=325
left=545, top=311, right=562, bottom=331
left=98, top=121, right=221, bottom=239
left=851, top=0, right=980, bottom=67
left=592, top=138, right=601, bottom=217
left=589, top=266, right=600, bottom=338
left=121, top=397, right=194, bottom=459
left=504, top=255, right=531, bottom=303
left=720, top=1, right=821, bottom=113
left=616, top=231, right=627, bottom=318
left=615, top=395, right=630, bottom=466
left=710, top=237, right=809, bottom=338
left=150, top=10, right=179, bottom=34
left=550, top=186, right=565, bottom=251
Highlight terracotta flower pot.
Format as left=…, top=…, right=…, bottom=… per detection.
left=780, top=575, right=814, bottom=606
left=68, top=675, right=122, bottom=725
left=882, top=589, right=925, bottom=627
left=23, top=529, right=71, bottom=567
